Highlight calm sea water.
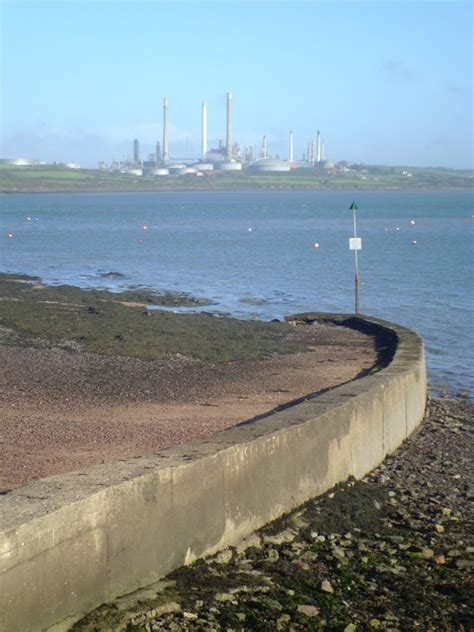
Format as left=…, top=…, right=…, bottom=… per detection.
left=1, top=190, right=473, bottom=398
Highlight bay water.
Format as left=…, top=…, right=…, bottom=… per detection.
left=1, top=190, right=473, bottom=398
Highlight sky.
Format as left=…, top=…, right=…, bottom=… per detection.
left=1, top=0, right=473, bottom=168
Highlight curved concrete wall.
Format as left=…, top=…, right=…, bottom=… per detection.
left=0, top=314, right=426, bottom=632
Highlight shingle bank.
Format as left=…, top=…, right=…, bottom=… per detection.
left=0, top=313, right=426, bottom=632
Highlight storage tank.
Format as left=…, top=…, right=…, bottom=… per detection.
left=169, top=164, right=187, bottom=175
left=214, top=161, right=242, bottom=172
left=249, top=159, right=291, bottom=173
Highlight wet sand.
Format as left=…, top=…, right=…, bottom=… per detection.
left=0, top=322, right=377, bottom=492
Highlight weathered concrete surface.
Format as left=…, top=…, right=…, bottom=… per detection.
left=0, top=314, right=426, bottom=632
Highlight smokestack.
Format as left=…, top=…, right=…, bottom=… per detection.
left=289, top=131, right=294, bottom=163
left=202, top=102, right=207, bottom=160
left=316, top=130, right=321, bottom=163
left=226, top=92, right=232, bottom=160
left=162, top=98, right=169, bottom=165
left=261, top=135, right=268, bottom=159
left=155, top=141, right=161, bottom=165
left=133, top=138, right=139, bottom=164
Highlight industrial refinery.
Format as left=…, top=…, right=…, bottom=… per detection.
left=101, top=93, right=335, bottom=177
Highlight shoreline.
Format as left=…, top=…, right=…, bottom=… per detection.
left=2, top=186, right=472, bottom=195
left=0, top=275, right=380, bottom=491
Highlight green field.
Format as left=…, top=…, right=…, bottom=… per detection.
left=0, top=163, right=472, bottom=193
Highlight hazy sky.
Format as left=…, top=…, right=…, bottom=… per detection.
left=1, top=0, right=472, bottom=168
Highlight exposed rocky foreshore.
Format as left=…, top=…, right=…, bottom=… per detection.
left=74, top=397, right=473, bottom=631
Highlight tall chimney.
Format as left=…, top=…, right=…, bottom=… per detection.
left=261, top=135, right=268, bottom=159
left=289, top=131, right=294, bottom=162
left=226, top=92, right=232, bottom=160
left=162, top=98, right=169, bottom=165
left=133, top=138, right=139, bottom=164
left=202, top=102, right=207, bottom=160
left=316, top=130, right=321, bottom=162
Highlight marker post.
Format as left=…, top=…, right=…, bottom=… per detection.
left=349, top=201, right=361, bottom=314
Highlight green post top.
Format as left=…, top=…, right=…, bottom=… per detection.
left=349, top=201, right=359, bottom=210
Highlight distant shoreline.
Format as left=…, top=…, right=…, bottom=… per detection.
left=1, top=163, right=472, bottom=194
left=1, top=185, right=472, bottom=195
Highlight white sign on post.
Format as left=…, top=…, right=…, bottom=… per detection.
left=349, top=237, right=362, bottom=251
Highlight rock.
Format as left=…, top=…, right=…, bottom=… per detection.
left=267, top=548, right=279, bottom=562
left=297, top=605, right=320, bottom=617
left=215, top=548, right=233, bottom=564
left=263, top=529, right=296, bottom=545
left=215, top=592, right=237, bottom=603
left=455, top=559, right=474, bottom=569
left=235, top=533, right=262, bottom=554
left=435, top=554, right=446, bottom=565
left=321, top=579, right=334, bottom=594
left=369, top=619, right=381, bottom=628
left=421, top=548, right=434, bottom=559
left=344, top=625, right=356, bottom=632
left=236, top=613, right=246, bottom=622
left=333, top=547, right=346, bottom=560
left=277, top=614, right=291, bottom=629
left=434, top=524, right=445, bottom=534
left=262, top=597, right=283, bottom=611
left=183, top=611, right=198, bottom=620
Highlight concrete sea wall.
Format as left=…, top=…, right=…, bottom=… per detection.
left=0, top=314, right=426, bottom=632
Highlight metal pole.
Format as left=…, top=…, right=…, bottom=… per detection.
left=352, top=206, right=360, bottom=314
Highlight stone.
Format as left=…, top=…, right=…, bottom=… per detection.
left=215, top=549, right=233, bottom=564
left=321, top=579, right=334, bottom=594
left=235, top=533, right=262, bottom=554
left=333, top=547, right=346, bottom=560
left=277, top=614, right=291, bottom=629
left=263, top=529, right=296, bottom=546
left=183, top=612, right=198, bottom=620
left=369, top=619, right=381, bottom=628
left=435, top=524, right=445, bottom=534
left=435, top=554, right=446, bottom=565
left=262, top=597, right=283, bottom=612
left=344, top=625, right=357, bottom=632
left=421, top=548, right=434, bottom=559
left=297, top=605, right=320, bottom=617
left=215, top=593, right=237, bottom=604
left=267, top=548, right=280, bottom=562
left=456, top=559, right=474, bottom=569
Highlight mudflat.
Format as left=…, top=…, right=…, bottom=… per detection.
left=0, top=275, right=378, bottom=491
